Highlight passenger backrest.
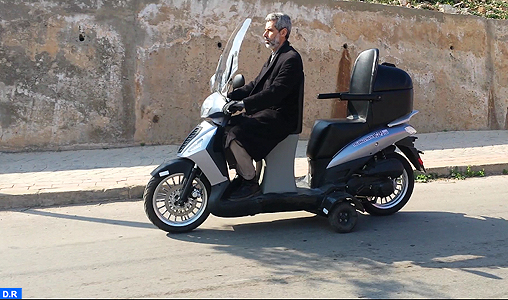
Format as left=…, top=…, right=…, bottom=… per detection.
left=347, top=49, right=379, bottom=120
left=292, top=76, right=305, bottom=134
left=260, top=75, right=303, bottom=193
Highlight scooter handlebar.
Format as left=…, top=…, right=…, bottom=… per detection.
left=222, top=100, right=245, bottom=114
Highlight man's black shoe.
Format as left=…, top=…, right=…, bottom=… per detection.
left=229, top=179, right=261, bottom=200
left=229, top=175, right=244, bottom=191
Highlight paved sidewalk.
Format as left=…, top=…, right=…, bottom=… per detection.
left=1, top=130, right=508, bottom=210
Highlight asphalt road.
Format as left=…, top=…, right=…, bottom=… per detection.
left=1, top=175, right=508, bottom=298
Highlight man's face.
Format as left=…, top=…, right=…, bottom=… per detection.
left=263, top=20, right=285, bottom=51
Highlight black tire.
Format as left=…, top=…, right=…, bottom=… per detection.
left=143, top=167, right=210, bottom=233
left=363, top=152, right=414, bottom=216
left=328, top=201, right=358, bottom=233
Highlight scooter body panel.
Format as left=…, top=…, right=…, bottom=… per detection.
left=327, top=123, right=416, bottom=169
left=177, top=121, right=228, bottom=186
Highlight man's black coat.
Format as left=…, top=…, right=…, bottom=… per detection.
left=226, top=40, right=304, bottom=161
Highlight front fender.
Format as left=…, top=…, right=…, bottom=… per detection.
left=150, top=158, right=195, bottom=178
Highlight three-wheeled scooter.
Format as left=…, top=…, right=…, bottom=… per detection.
left=143, top=18, right=425, bottom=233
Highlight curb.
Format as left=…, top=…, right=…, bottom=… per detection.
left=415, top=163, right=508, bottom=177
left=2, top=163, right=507, bottom=211
left=0, top=186, right=145, bottom=210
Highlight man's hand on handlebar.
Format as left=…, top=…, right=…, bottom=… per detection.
left=223, top=100, right=245, bottom=114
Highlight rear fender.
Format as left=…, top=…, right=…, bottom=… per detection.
left=395, top=137, right=426, bottom=172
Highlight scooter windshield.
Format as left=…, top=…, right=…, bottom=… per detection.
left=210, top=18, right=251, bottom=95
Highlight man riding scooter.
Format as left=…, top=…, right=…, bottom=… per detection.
left=143, top=16, right=424, bottom=234
left=223, top=12, right=305, bottom=200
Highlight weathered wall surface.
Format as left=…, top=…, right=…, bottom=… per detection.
left=0, top=0, right=136, bottom=151
left=0, top=0, right=507, bottom=151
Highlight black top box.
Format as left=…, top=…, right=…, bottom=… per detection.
left=347, top=49, right=413, bottom=130
left=367, top=63, right=413, bottom=129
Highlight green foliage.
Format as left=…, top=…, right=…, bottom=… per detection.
left=350, top=0, right=508, bottom=19
left=503, top=169, right=508, bottom=175
left=416, top=166, right=486, bottom=182
left=415, top=172, right=439, bottom=182
left=450, top=166, right=485, bottom=180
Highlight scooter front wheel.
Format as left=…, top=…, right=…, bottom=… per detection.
left=144, top=171, right=210, bottom=233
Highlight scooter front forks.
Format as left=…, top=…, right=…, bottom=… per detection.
left=178, top=164, right=200, bottom=206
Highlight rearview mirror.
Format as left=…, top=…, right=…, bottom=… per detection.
left=232, top=74, right=245, bottom=90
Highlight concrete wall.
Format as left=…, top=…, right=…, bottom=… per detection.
left=0, top=0, right=507, bottom=152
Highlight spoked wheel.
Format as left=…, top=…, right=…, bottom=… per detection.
left=328, top=201, right=358, bottom=233
left=363, top=152, right=414, bottom=216
left=144, top=171, right=210, bottom=233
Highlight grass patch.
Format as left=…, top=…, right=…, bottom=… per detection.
left=415, top=172, right=439, bottom=182
left=416, top=166, right=486, bottom=182
left=450, top=166, right=485, bottom=180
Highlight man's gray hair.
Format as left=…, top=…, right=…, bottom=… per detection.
left=265, top=13, right=292, bottom=39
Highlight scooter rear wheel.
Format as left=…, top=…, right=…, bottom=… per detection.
left=328, top=201, right=358, bottom=233
left=144, top=171, right=210, bottom=233
left=363, top=152, right=414, bottom=216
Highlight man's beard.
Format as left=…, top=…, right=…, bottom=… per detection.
left=265, top=33, right=280, bottom=50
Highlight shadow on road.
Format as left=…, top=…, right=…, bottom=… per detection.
left=19, top=208, right=155, bottom=229
left=168, top=211, right=507, bottom=298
